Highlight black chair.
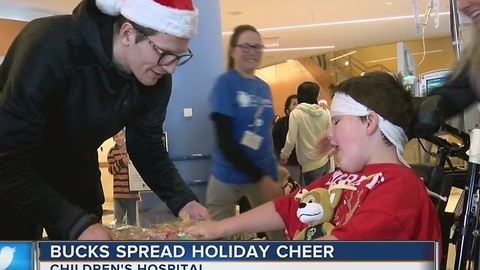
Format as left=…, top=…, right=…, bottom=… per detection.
left=410, top=163, right=466, bottom=270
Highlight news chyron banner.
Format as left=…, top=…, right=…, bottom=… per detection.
left=0, top=241, right=438, bottom=270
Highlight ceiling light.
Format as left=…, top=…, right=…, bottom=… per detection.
left=330, top=51, right=357, bottom=61
left=262, top=37, right=280, bottom=48
left=221, top=13, right=449, bottom=35
left=363, top=50, right=443, bottom=64
left=228, top=11, right=243, bottom=15
left=264, top=45, right=335, bottom=52
left=386, top=2, right=394, bottom=5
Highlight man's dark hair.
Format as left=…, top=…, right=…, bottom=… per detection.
left=113, top=15, right=158, bottom=43
left=297, top=81, right=320, bottom=105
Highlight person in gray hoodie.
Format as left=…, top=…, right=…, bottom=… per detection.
left=279, top=82, right=331, bottom=185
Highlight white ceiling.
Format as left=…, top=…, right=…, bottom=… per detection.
left=0, top=0, right=463, bottom=67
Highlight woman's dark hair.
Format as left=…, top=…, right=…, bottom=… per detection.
left=297, top=82, right=320, bottom=104
left=284, top=94, right=297, bottom=115
left=227, top=24, right=260, bottom=70
left=114, top=15, right=157, bottom=43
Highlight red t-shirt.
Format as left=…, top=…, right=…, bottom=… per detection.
left=274, top=163, right=442, bottom=242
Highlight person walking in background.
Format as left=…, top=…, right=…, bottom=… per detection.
left=318, top=99, right=331, bottom=117
left=280, top=82, right=331, bottom=185
left=107, top=130, right=139, bottom=226
left=206, top=24, right=284, bottom=240
left=272, top=94, right=302, bottom=183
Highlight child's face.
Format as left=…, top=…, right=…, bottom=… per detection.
left=327, top=115, right=369, bottom=173
left=113, top=132, right=125, bottom=146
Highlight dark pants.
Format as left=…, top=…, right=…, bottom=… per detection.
left=237, top=196, right=267, bottom=239
left=114, top=198, right=138, bottom=226
left=302, top=161, right=331, bottom=186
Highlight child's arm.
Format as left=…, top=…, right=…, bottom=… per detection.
left=186, top=201, right=285, bottom=240
left=107, top=149, right=117, bottom=175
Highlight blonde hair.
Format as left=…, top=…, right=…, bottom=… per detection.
left=277, top=165, right=290, bottom=187
left=451, top=27, right=480, bottom=95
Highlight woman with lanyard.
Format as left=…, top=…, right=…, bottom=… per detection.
left=206, top=24, right=284, bottom=240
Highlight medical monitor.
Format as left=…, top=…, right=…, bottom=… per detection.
left=419, top=69, right=479, bottom=132
left=418, top=69, right=451, bottom=97
left=396, top=42, right=417, bottom=96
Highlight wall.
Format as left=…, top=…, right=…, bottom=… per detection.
left=256, top=59, right=333, bottom=116
left=0, top=18, right=26, bottom=54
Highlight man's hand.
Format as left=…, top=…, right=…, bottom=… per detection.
left=258, top=176, right=283, bottom=200
left=278, top=158, right=287, bottom=165
left=178, top=201, right=211, bottom=220
left=78, top=224, right=114, bottom=240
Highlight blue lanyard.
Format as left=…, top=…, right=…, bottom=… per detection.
left=248, top=101, right=265, bottom=133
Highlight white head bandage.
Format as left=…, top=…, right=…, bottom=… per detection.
left=330, top=92, right=410, bottom=167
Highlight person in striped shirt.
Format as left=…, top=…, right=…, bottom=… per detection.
left=108, top=130, right=139, bottom=226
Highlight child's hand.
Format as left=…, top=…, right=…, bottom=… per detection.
left=283, top=182, right=293, bottom=195
left=185, top=220, right=225, bottom=240
left=317, top=130, right=335, bottom=156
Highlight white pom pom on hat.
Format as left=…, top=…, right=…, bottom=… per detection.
left=95, top=0, right=198, bottom=39
left=318, top=99, right=328, bottom=105
left=96, top=0, right=124, bottom=16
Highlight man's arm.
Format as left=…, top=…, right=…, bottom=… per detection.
left=0, top=24, right=98, bottom=239
left=125, top=76, right=198, bottom=216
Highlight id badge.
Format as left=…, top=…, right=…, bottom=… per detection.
left=240, top=130, right=263, bottom=150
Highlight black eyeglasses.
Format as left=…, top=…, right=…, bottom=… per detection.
left=139, top=32, right=193, bottom=66
left=235, top=44, right=265, bottom=53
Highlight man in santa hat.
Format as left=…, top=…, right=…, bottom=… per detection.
left=0, top=0, right=209, bottom=240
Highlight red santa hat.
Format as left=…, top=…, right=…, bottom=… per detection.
left=96, top=0, right=199, bottom=39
